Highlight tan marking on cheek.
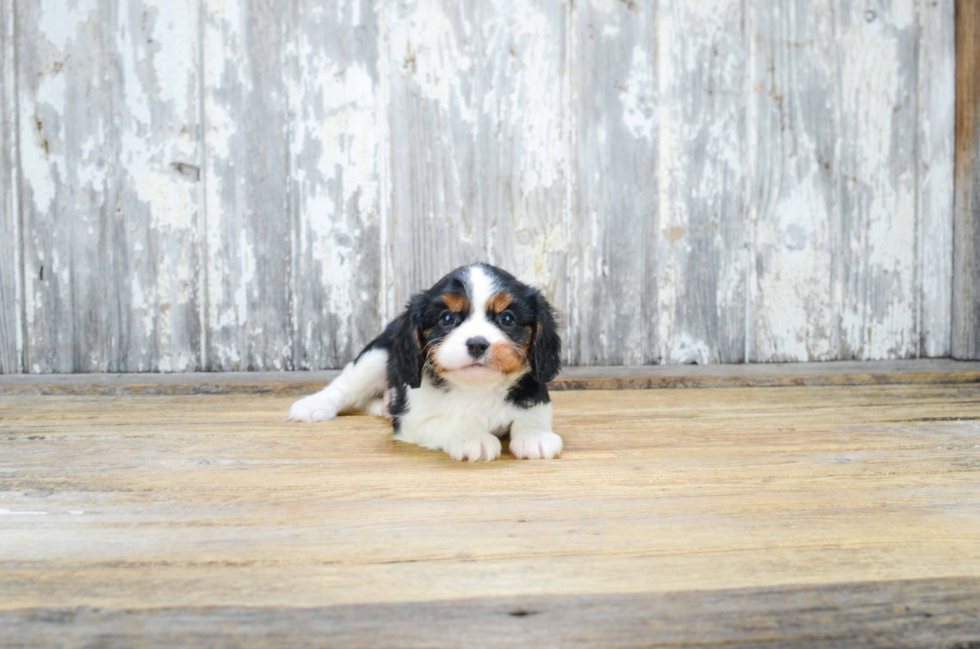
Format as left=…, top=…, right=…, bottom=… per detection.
left=490, top=342, right=526, bottom=374
left=426, top=340, right=448, bottom=375
left=486, top=293, right=513, bottom=313
left=442, top=293, right=470, bottom=313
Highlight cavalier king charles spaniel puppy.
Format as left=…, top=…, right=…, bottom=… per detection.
left=289, top=263, right=562, bottom=462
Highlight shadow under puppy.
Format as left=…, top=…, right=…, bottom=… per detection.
left=289, top=263, right=563, bottom=462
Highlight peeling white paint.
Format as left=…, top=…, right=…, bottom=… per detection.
left=668, top=334, right=711, bottom=366
left=3, top=0, right=958, bottom=372
left=656, top=0, right=746, bottom=364
left=839, top=0, right=918, bottom=359
left=621, top=45, right=655, bottom=142
left=390, top=0, right=474, bottom=122
left=917, top=0, right=955, bottom=357
left=38, top=0, right=95, bottom=50
left=19, top=72, right=65, bottom=214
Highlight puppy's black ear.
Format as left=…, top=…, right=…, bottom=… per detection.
left=530, top=290, right=562, bottom=384
left=389, top=294, right=426, bottom=389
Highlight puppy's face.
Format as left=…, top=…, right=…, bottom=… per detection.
left=406, top=264, right=560, bottom=388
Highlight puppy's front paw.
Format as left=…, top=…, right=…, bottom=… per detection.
left=445, top=432, right=502, bottom=462
left=288, top=394, right=340, bottom=423
left=510, top=431, right=563, bottom=460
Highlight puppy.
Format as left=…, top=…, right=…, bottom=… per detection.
left=289, top=263, right=563, bottom=462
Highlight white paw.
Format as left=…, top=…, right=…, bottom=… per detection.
left=288, top=394, right=340, bottom=423
left=365, top=398, right=391, bottom=419
left=445, top=433, right=502, bottom=462
left=510, top=431, right=563, bottom=460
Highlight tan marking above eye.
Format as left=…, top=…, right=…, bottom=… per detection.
left=442, top=293, right=471, bottom=313
left=486, top=293, right=513, bottom=313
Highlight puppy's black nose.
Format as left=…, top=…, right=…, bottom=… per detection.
left=466, top=337, right=490, bottom=358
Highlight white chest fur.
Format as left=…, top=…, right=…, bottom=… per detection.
left=403, top=377, right=524, bottom=437
left=394, top=375, right=559, bottom=461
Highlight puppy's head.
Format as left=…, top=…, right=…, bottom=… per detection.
left=392, top=264, right=561, bottom=388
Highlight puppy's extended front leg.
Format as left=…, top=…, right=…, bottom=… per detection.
left=289, top=348, right=387, bottom=422
left=398, top=416, right=502, bottom=462
left=509, top=403, right=562, bottom=460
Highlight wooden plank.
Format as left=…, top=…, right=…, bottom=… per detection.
left=473, top=1, right=568, bottom=326
left=656, top=0, right=747, bottom=364
left=0, top=0, right=20, bottom=373
left=16, top=0, right=108, bottom=372
left=567, top=0, right=657, bottom=365
left=837, top=0, right=919, bottom=359
left=1, top=359, right=979, bottom=395
left=3, top=578, right=979, bottom=648
left=0, top=385, right=978, bottom=622
left=384, top=0, right=485, bottom=308
left=917, top=0, right=955, bottom=358
left=286, top=0, right=385, bottom=369
left=384, top=0, right=568, bottom=317
left=16, top=0, right=202, bottom=373
left=746, top=0, right=837, bottom=362
left=202, top=0, right=292, bottom=370
left=953, top=0, right=980, bottom=359
left=110, top=0, right=204, bottom=373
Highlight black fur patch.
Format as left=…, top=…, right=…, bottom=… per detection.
left=505, top=373, right=551, bottom=408
left=425, top=370, right=449, bottom=391
left=389, top=383, right=409, bottom=432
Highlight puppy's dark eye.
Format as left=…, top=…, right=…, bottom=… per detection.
left=440, top=312, right=457, bottom=327
left=499, top=312, right=515, bottom=327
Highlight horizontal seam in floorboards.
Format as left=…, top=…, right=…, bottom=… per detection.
left=1, top=360, right=980, bottom=395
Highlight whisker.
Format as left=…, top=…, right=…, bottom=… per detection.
left=418, top=341, right=440, bottom=378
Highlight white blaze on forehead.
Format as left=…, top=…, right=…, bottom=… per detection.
left=465, top=264, right=499, bottom=320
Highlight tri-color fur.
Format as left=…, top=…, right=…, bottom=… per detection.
left=289, top=264, right=563, bottom=461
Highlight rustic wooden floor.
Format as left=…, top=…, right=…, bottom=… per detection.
left=2, top=383, right=980, bottom=647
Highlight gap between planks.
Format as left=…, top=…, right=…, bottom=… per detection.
left=0, top=359, right=978, bottom=396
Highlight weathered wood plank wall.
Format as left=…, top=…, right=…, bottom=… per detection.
left=0, top=0, right=20, bottom=373
left=748, top=0, right=836, bottom=363
left=569, top=0, right=655, bottom=365
left=15, top=0, right=203, bottom=373
left=920, top=0, right=956, bottom=358
left=954, top=0, right=980, bottom=359
left=0, top=0, right=963, bottom=372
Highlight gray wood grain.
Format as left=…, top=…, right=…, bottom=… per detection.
left=953, top=0, right=980, bottom=360
left=568, top=0, right=657, bottom=365
left=0, top=0, right=20, bottom=373
left=655, top=0, right=747, bottom=364
left=838, top=0, right=919, bottom=360
left=385, top=0, right=568, bottom=320
left=746, top=0, right=837, bottom=362
left=17, top=0, right=107, bottom=373
left=2, top=578, right=979, bottom=648
left=286, top=0, right=385, bottom=369
left=16, top=0, right=202, bottom=373
left=385, top=0, right=488, bottom=310
left=202, top=0, right=292, bottom=371
left=473, top=0, right=568, bottom=337
left=0, top=0, right=962, bottom=372
left=113, top=0, right=203, bottom=373
left=918, top=0, right=955, bottom=358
